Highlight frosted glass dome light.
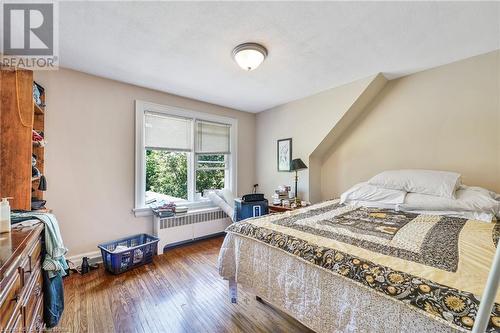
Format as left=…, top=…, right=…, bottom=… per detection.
left=232, top=43, right=268, bottom=71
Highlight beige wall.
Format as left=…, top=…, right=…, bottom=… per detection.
left=256, top=50, right=500, bottom=203
left=34, top=50, right=499, bottom=255
left=255, top=75, right=376, bottom=201
left=34, top=69, right=256, bottom=256
left=321, top=50, right=500, bottom=199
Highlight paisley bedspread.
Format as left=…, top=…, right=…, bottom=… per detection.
left=218, top=200, right=500, bottom=332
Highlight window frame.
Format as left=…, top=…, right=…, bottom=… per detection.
left=134, top=100, right=238, bottom=216
left=195, top=153, right=230, bottom=198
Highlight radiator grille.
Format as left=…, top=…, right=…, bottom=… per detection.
left=160, top=210, right=228, bottom=229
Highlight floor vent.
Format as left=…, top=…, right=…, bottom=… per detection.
left=160, top=209, right=228, bottom=229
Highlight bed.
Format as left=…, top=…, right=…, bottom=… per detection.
left=218, top=189, right=500, bottom=332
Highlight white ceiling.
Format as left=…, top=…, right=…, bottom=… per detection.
left=58, top=1, right=500, bottom=112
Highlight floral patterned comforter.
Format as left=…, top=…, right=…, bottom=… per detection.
left=222, top=200, right=500, bottom=332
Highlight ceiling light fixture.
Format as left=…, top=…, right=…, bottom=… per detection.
left=232, top=42, right=268, bottom=71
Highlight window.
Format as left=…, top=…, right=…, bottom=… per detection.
left=146, top=150, right=188, bottom=202
left=135, top=101, right=237, bottom=212
left=195, top=120, right=231, bottom=198
left=196, top=154, right=227, bottom=196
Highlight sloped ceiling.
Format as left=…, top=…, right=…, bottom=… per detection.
left=58, top=1, right=500, bottom=112
left=308, top=73, right=388, bottom=202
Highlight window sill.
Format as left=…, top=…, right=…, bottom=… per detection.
left=133, top=207, right=154, bottom=217
left=133, top=199, right=216, bottom=218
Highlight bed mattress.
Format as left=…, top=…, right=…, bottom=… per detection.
left=218, top=200, right=500, bottom=332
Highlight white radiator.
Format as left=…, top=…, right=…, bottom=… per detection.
left=153, top=207, right=231, bottom=254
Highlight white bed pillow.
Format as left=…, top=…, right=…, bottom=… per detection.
left=368, top=169, right=461, bottom=198
left=340, top=182, right=406, bottom=205
left=399, top=186, right=500, bottom=222
left=459, top=185, right=500, bottom=200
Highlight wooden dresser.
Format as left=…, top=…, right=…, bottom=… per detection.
left=0, top=224, right=44, bottom=332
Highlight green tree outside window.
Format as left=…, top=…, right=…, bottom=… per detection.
left=146, top=150, right=226, bottom=200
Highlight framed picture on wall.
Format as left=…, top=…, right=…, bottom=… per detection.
left=277, top=138, right=292, bottom=172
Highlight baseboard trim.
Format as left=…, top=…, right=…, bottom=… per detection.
left=163, top=232, right=226, bottom=252
left=66, top=250, right=102, bottom=267
left=66, top=232, right=227, bottom=267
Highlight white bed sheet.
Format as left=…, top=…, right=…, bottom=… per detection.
left=218, top=233, right=462, bottom=333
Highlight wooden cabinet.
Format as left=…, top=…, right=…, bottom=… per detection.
left=0, top=224, right=45, bottom=332
left=0, top=68, right=46, bottom=210
left=0, top=67, right=48, bottom=332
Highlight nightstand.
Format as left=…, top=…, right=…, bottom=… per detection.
left=268, top=204, right=294, bottom=213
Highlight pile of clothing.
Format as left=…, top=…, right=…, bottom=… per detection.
left=12, top=212, right=68, bottom=328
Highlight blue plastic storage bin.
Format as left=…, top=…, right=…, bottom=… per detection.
left=98, top=234, right=159, bottom=274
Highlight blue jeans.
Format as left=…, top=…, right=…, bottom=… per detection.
left=43, top=270, right=65, bottom=328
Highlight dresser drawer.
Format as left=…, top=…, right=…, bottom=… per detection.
left=28, top=296, right=43, bottom=333
left=20, top=237, right=43, bottom=286
left=7, top=309, right=23, bottom=332
left=0, top=272, right=22, bottom=329
left=23, top=267, right=43, bottom=330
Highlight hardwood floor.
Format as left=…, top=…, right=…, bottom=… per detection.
left=57, top=236, right=314, bottom=333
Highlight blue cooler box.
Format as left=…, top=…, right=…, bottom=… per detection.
left=234, top=198, right=269, bottom=222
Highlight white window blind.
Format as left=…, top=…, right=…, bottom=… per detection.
left=196, top=120, right=231, bottom=154
left=145, top=112, right=192, bottom=151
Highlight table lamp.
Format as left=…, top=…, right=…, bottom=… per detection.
left=291, top=158, right=307, bottom=205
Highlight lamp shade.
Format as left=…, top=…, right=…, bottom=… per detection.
left=291, top=158, right=307, bottom=171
